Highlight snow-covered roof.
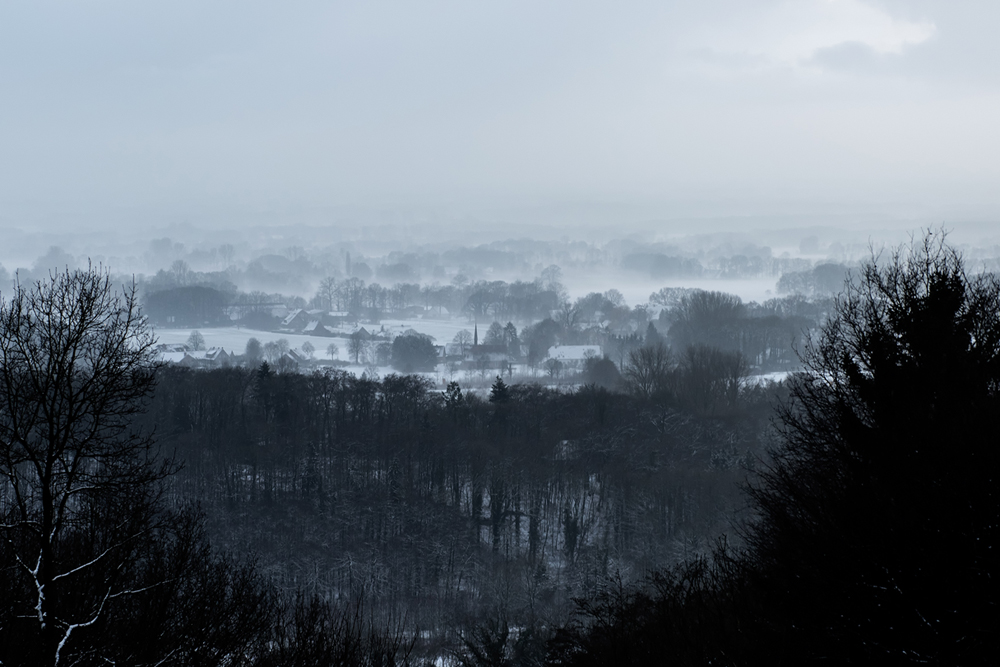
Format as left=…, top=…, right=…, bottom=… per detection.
left=546, top=345, right=601, bottom=361
left=281, top=309, right=304, bottom=326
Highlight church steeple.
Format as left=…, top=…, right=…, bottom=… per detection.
left=474, top=323, right=478, bottom=347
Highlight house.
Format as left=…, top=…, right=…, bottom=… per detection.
left=471, top=344, right=508, bottom=359
left=281, top=309, right=309, bottom=330
left=303, top=319, right=324, bottom=335
left=281, top=349, right=308, bottom=365
left=159, top=351, right=188, bottom=365
left=159, top=347, right=233, bottom=368
left=444, top=342, right=466, bottom=357
left=545, top=345, right=602, bottom=370
left=462, top=344, right=510, bottom=370
left=204, top=347, right=232, bottom=366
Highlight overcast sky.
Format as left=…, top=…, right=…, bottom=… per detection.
left=1, top=1, right=998, bottom=233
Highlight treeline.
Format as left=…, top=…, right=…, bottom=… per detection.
left=144, top=361, right=783, bottom=654
left=657, top=289, right=833, bottom=371
left=135, top=235, right=814, bottom=294
left=141, top=274, right=565, bottom=328
left=621, top=251, right=814, bottom=280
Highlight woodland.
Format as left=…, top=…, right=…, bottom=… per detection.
left=1, top=233, right=997, bottom=665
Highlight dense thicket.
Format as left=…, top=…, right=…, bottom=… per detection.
left=552, top=234, right=1000, bottom=665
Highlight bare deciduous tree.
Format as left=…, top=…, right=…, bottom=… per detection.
left=453, top=329, right=473, bottom=356
left=187, top=329, right=206, bottom=351
left=348, top=332, right=366, bottom=364
left=0, top=267, right=171, bottom=665
left=622, top=343, right=673, bottom=399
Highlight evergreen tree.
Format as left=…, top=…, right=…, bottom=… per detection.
left=489, top=375, right=510, bottom=404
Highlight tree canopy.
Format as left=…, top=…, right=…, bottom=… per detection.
left=390, top=334, right=438, bottom=373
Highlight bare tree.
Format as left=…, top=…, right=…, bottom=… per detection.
left=263, top=338, right=290, bottom=364
left=453, top=329, right=473, bottom=356
left=0, top=267, right=171, bottom=665
left=622, top=343, right=673, bottom=399
left=557, top=303, right=580, bottom=332
left=217, top=243, right=235, bottom=268
left=348, top=332, right=366, bottom=364
left=187, top=329, right=206, bottom=351
left=315, top=276, right=338, bottom=312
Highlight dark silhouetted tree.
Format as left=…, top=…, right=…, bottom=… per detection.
left=0, top=268, right=170, bottom=664
left=745, top=233, right=1000, bottom=663
left=582, top=355, right=621, bottom=390
left=552, top=232, right=1000, bottom=666
left=391, top=334, right=438, bottom=372
left=621, top=343, right=672, bottom=400
left=489, top=376, right=510, bottom=404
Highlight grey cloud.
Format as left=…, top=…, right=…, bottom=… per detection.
left=808, top=41, right=889, bottom=72
left=0, top=1, right=999, bottom=233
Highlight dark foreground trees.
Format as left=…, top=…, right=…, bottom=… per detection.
left=747, top=233, right=1000, bottom=663
left=0, top=269, right=415, bottom=666
left=0, top=268, right=174, bottom=664
left=0, top=270, right=276, bottom=665
left=553, top=233, right=1000, bottom=665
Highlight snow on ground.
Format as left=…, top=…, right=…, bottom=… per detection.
left=374, top=318, right=475, bottom=343
left=154, top=318, right=481, bottom=361
left=153, top=323, right=580, bottom=391
left=746, top=371, right=791, bottom=385
left=152, top=275, right=784, bottom=363
left=152, top=327, right=348, bottom=360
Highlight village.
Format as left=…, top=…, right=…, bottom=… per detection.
left=153, top=303, right=604, bottom=389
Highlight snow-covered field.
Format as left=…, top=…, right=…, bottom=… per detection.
left=153, top=317, right=479, bottom=361
left=152, top=326, right=350, bottom=359
left=373, top=318, right=475, bottom=343
left=153, top=323, right=588, bottom=392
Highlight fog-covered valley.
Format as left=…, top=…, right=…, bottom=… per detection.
left=5, top=0, right=1000, bottom=663
left=3, top=223, right=999, bottom=666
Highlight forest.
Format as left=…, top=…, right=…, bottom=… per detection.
left=1, top=233, right=998, bottom=665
